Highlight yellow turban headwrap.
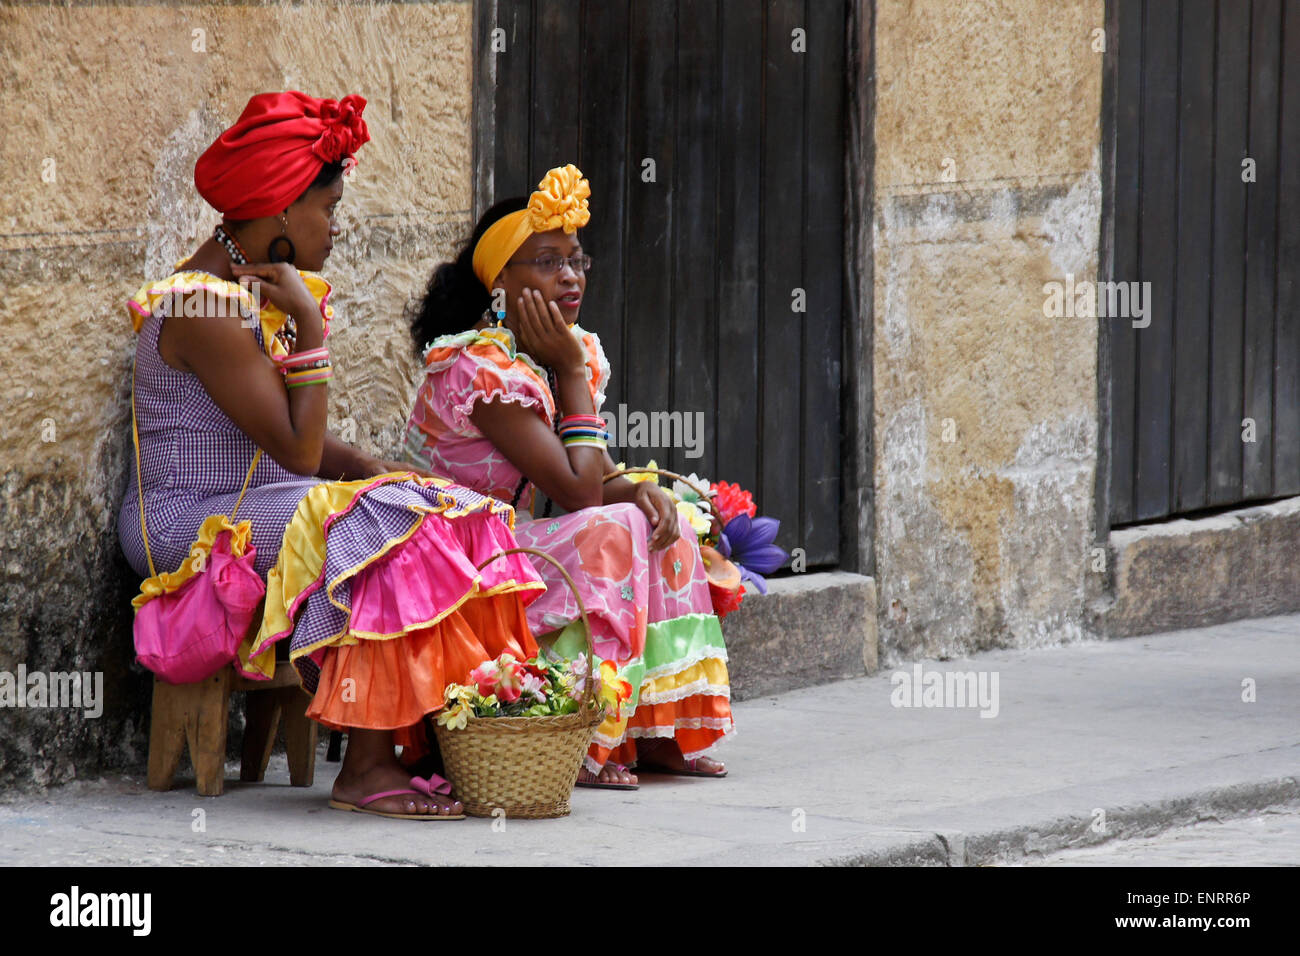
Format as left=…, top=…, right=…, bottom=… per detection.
left=472, top=164, right=591, bottom=289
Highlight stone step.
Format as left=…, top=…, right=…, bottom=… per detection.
left=720, top=571, right=877, bottom=701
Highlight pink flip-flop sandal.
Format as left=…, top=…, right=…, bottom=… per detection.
left=329, top=774, right=466, bottom=820
left=575, top=763, right=639, bottom=790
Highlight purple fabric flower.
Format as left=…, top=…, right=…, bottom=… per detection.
left=719, top=514, right=788, bottom=594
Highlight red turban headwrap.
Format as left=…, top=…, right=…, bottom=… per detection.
left=194, top=91, right=370, bottom=219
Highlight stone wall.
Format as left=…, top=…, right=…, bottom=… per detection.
left=869, top=0, right=1106, bottom=664
left=0, top=0, right=476, bottom=789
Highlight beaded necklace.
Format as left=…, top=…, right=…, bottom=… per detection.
left=214, top=224, right=296, bottom=352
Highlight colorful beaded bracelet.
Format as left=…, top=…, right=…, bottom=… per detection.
left=284, top=366, right=333, bottom=389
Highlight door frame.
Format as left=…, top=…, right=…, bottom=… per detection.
left=469, top=0, right=876, bottom=576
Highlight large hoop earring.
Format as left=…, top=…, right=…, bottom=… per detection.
left=268, top=215, right=296, bottom=264
left=268, top=235, right=296, bottom=264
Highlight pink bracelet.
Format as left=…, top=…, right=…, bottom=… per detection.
left=276, top=347, right=330, bottom=373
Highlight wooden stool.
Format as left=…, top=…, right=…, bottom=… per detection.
left=147, top=662, right=318, bottom=797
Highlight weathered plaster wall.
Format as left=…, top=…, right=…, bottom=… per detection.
left=0, top=0, right=475, bottom=789
left=870, top=0, right=1105, bottom=663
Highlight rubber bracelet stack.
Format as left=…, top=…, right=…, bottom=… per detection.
left=558, top=413, right=608, bottom=449
left=280, top=347, right=332, bottom=389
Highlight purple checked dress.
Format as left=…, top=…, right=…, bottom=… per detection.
left=117, top=269, right=542, bottom=702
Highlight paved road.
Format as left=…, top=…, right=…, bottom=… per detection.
left=1, top=613, right=1297, bottom=865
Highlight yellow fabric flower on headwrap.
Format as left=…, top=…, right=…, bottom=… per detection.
left=527, top=164, right=591, bottom=234
left=472, top=163, right=591, bottom=288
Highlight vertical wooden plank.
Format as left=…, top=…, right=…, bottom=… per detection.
left=715, top=0, right=763, bottom=503
left=472, top=0, right=498, bottom=218
left=492, top=0, right=534, bottom=198
left=760, top=0, right=806, bottom=545
left=669, top=0, right=719, bottom=478
left=531, top=0, right=583, bottom=173
left=1274, top=0, right=1300, bottom=496
left=576, top=0, right=630, bottom=421
left=622, top=0, right=676, bottom=462
left=1208, top=0, right=1251, bottom=505
left=1242, top=0, right=1281, bottom=500
left=1134, top=0, right=1178, bottom=521
left=801, top=0, right=845, bottom=565
left=1171, top=1, right=1215, bottom=513
left=1109, top=0, right=1144, bottom=525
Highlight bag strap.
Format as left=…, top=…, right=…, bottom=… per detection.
left=131, top=357, right=262, bottom=578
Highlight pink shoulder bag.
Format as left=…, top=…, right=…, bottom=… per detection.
left=129, top=360, right=267, bottom=684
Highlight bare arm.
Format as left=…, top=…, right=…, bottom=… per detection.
left=469, top=288, right=680, bottom=547
left=600, top=448, right=639, bottom=504
left=316, top=430, right=439, bottom=481
left=470, top=395, right=605, bottom=513
left=171, top=266, right=327, bottom=476
left=468, top=288, right=606, bottom=511
left=470, top=401, right=679, bottom=548
left=316, top=431, right=377, bottom=480
left=599, top=447, right=680, bottom=549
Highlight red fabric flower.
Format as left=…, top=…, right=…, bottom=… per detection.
left=710, top=480, right=757, bottom=524
left=312, top=95, right=369, bottom=164
left=708, top=578, right=745, bottom=620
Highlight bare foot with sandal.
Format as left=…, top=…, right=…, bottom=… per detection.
left=576, top=761, right=639, bottom=789
left=328, top=728, right=465, bottom=819
left=634, top=738, right=727, bottom=777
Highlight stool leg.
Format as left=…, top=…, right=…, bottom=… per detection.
left=326, top=731, right=343, bottom=762
left=280, top=687, right=318, bottom=787
left=147, top=677, right=189, bottom=792
left=240, top=690, right=282, bottom=783
left=186, top=669, right=233, bottom=797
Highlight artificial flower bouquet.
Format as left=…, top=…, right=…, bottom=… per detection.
left=436, top=652, right=630, bottom=728
left=615, top=460, right=790, bottom=617
left=430, top=648, right=626, bottom=819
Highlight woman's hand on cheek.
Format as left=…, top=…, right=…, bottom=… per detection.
left=515, top=288, right=586, bottom=373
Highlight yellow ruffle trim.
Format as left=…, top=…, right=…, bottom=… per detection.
left=589, top=657, right=729, bottom=751
left=131, top=513, right=252, bottom=612
left=238, top=472, right=519, bottom=679
left=637, top=657, right=730, bottom=703
left=126, top=265, right=334, bottom=361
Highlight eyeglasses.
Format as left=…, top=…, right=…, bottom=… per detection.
left=505, top=254, right=592, bottom=276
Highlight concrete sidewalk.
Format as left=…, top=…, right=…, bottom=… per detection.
left=2, top=614, right=1297, bottom=866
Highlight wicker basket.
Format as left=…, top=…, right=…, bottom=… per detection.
left=433, top=547, right=604, bottom=819
left=598, top=465, right=722, bottom=522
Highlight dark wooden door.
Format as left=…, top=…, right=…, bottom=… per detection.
left=1108, top=0, right=1300, bottom=525
left=475, top=0, right=847, bottom=567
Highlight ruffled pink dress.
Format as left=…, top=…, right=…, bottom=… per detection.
left=404, top=324, right=734, bottom=772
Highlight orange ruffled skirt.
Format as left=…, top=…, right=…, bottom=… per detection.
left=238, top=473, right=543, bottom=749
left=309, top=591, right=536, bottom=748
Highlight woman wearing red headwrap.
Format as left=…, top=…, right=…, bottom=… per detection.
left=119, top=91, right=545, bottom=820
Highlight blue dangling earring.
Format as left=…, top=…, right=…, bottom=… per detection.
left=491, top=287, right=507, bottom=327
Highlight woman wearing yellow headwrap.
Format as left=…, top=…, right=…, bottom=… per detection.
left=404, top=165, right=735, bottom=788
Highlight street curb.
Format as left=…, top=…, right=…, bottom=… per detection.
left=823, top=777, right=1300, bottom=866
left=724, top=571, right=877, bottom=700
